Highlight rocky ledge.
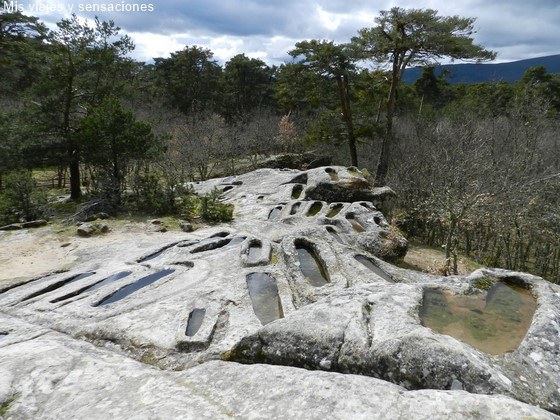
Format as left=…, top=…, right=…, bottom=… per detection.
left=1, top=166, right=559, bottom=419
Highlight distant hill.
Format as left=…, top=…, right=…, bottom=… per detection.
left=402, top=54, right=560, bottom=85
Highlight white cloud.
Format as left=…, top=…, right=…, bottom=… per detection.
left=317, top=6, right=342, bottom=31
left=19, top=0, right=560, bottom=64
left=127, top=32, right=186, bottom=61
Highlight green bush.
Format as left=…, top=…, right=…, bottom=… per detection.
left=0, top=171, right=48, bottom=224
left=200, top=188, right=233, bottom=223
left=130, top=174, right=233, bottom=223
left=132, top=173, right=180, bottom=215
left=180, top=193, right=200, bottom=220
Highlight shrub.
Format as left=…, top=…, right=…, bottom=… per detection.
left=133, top=173, right=180, bottom=215
left=0, top=171, right=48, bottom=224
left=200, top=188, right=233, bottom=223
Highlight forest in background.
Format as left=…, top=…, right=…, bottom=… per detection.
left=0, top=7, right=558, bottom=282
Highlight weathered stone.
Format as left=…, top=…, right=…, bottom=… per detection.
left=0, top=317, right=555, bottom=420
left=1, top=167, right=560, bottom=416
left=355, top=228, right=408, bottom=262
left=97, top=222, right=110, bottom=233
left=0, top=223, right=23, bottom=231
left=77, top=223, right=96, bottom=237
left=227, top=271, right=560, bottom=413
left=85, top=213, right=110, bottom=222
left=370, top=186, right=397, bottom=213
left=21, top=220, right=48, bottom=229
left=180, top=221, right=194, bottom=232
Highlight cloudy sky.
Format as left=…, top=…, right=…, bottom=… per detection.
left=17, top=0, right=560, bottom=65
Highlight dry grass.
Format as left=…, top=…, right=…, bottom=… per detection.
left=397, top=241, right=485, bottom=276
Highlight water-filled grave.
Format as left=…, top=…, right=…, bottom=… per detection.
left=247, top=242, right=263, bottom=265
left=268, top=207, right=282, bottom=220
left=185, top=308, right=206, bottom=336
left=51, top=271, right=132, bottom=303
left=22, top=272, right=95, bottom=302
left=246, top=273, right=284, bottom=325
left=327, top=204, right=343, bottom=218
left=191, top=236, right=240, bottom=254
left=326, top=227, right=344, bottom=244
left=325, top=168, right=339, bottom=181
left=295, top=242, right=329, bottom=287
left=290, top=202, right=301, bottom=215
left=420, top=281, right=537, bottom=355
left=96, top=269, right=175, bottom=306
left=291, top=184, right=304, bottom=199
left=307, top=202, right=323, bottom=216
left=354, top=255, right=393, bottom=282
left=346, top=214, right=365, bottom=232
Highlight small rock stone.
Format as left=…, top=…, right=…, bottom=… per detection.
left=180, top=221, right=194, bottom=232
left=0, top=223, right=23, bottom=231
left=97, top=223, right=110, bottom=233
left=77, top=223, right=96, bottom=237
left=21, top=220, right=47, bottom=229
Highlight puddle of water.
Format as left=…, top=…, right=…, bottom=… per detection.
left=138, top=242, right=184, bottom=262
left=420, top=282, right=537, bottom=355
left=51, top=271, right=132, bottom=303
left=268, top=207, right=282, bottom=220
left=327, top=204, right=343, bottom=218
left=354, top=255, right=393, bottom=282
left=296, top=244, right=329, bottom=287
left=227, top=236, right=247, bottom=247
left=185, top=308, right=206, bottom=336
left=307, top=202, right=323, bottom=216
left=246, top=273, right=284, bottom=325
left=191, top=238, right=232, bottom=254
left=290, top=202, right=301, bottom=215
left=326, top=227, right=344, bottom=244
left=347, top=215, right=365, bottom=232
left=292, top=185, right=304, bottom=199
left=138, top=250, right=164, bottom=263
left=325, top=168, right=339, bottom=181
left=0, top=271, right=71, bottom=295
left=96, top=269, right=175, bottom=306
left=212, top=232, right=230, bottom=238
left=22, top=273, right=95, bottom=302
left=247, top=243, right=263, bottom=264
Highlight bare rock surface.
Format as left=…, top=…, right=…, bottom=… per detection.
left=0, top=316, right=556, bottom=420
left=1, top=167, right=559, bottom=418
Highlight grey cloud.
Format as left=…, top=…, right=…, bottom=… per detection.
left=74, top=0, right=319, bottom=37
left=25, top=0, right=560, bottom=64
